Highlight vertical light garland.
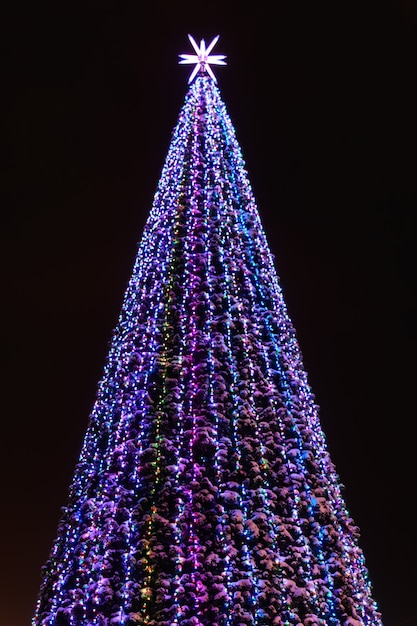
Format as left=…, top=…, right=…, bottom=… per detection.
left=206, top=109, right=261, bottom=623
left=177, top=96, right=205, bottom=623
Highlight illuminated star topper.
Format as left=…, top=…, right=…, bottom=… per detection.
left=179, top=34, right=227, bottom=83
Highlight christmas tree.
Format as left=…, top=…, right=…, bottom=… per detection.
left=33, top=36, right=382, bottom=626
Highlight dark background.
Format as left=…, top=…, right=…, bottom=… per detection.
left=3, top=1, right=417, bottom=624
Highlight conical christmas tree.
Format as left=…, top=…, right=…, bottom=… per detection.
left=33, top=37, right=382, bottom=626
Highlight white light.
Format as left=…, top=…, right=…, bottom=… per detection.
left=179, top=34, right=227, bottom=83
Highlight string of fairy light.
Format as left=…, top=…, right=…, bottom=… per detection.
left=90, top=152, right=179, bottom=621
left=204, top=166, right=234, bottom=622
left=215, top=149, right=259, bottom=611
left=209, top=103, right=271, bottom=621
left=178, top=93, right=206, bottom=621
left=204, top=81, right=250, bottom=622
left=132, top=102, right=194, bottom=621
left=207, top=79, right=305, bottom=619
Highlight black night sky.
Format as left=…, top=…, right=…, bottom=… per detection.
left=3, top=2, right=417, bottom=625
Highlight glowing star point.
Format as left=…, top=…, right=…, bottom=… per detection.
left=179, top=34, right=227, bottom=83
